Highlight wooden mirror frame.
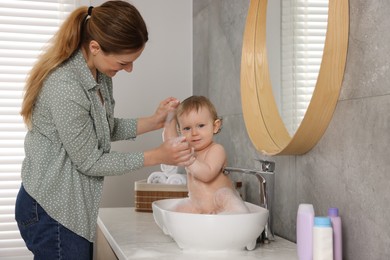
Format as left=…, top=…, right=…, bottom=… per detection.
left=241, top=0, right=349, bottom=155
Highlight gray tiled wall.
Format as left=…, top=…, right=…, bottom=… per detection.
left=193, top=1, right=390, bottom=259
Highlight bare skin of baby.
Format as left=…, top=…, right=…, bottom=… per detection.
left=164, top=96, right=249, bottom=214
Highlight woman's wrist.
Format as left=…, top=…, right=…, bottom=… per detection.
left=143, top=148, right=162, bottom=166
left=137, top=116, right=161, bottom=135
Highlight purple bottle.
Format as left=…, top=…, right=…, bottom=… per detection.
left=297, top=204, right=315, bottom=260
left=328, top=207, right=342, bottom=260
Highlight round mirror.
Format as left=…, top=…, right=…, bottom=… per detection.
left=240, top=0, right=349, bottom=155
left=267, top=0, right=329, bottom=136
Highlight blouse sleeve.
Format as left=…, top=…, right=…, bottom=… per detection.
left=110, top=118, right=138, bottom=141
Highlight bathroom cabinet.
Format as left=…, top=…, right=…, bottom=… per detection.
left=96, top=207, right=298, bottom=260
left=95, top=225, right=118, bottom=260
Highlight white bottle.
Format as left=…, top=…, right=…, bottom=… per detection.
left=296, top=204, right=314, bottom=260
left=313, top=217, right=333, bottom=260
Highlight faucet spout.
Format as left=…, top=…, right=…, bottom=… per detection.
left=224, top=164, right=275, bottom=242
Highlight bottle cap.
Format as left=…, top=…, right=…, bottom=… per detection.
left=298, top=203, right=314, bottom=211
left=314, top=217, right=331, bottom=227
left=328, top=207, right=339, bottom=217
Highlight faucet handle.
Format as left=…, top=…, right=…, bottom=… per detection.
left=256, top=159, right=275, bottom=172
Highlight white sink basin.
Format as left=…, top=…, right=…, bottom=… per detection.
left=152, top=198, right=269, bottom=251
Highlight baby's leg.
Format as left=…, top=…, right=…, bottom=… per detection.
left=214, top=187, right=250, bottom=214
left=171, top=198, right=200, bottom=214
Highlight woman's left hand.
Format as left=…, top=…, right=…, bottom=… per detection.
left=136, top=97, right=180, bottom=135
left=153, top=97, right=180, bottom=129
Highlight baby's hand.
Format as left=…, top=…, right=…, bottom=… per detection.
left=184, top=148, right=196, bottom=167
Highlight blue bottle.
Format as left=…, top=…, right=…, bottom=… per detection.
left=313, top=217, right=333, bottom=260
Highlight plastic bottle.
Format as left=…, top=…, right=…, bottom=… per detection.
left=313, top=217, right=333, bottom=260
left=297, top=204, right=315, bottom=260
left=328, top=207, right=342, bottom=260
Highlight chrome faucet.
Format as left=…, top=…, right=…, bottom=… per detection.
left=224, top=160, right=275, bottom=242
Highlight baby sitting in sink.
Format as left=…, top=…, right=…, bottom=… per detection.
left=164, top=96, right=249, bottom=214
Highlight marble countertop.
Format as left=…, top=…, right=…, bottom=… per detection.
left=97, top=207, right=298, bottom=260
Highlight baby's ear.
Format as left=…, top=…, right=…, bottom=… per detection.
left=213, top=118, right=222, bottom=134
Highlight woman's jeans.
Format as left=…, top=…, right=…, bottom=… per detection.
left=15, top=185, right=93, bottom=260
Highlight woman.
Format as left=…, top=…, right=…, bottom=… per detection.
left=15, top=1, right=193, bottom=259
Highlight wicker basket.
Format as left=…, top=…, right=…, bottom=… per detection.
left=134, top=179, right=188, bottom=212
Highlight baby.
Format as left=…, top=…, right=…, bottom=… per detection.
left=164, top=96, right=249, bottom=214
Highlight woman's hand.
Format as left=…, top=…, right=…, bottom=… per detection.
left=143, top=136, right=195, bottom=167
left=136, top=97, right=179, bottom=135
left=153, top=97, right=180, bottom=129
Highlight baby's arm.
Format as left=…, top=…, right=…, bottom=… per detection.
left=162, top=100, right=179, bottom=142
left=186, top=143, right=226, bottom=183
left=162, top=115, right=178, bottom=141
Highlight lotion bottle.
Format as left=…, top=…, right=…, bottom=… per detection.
left=297, top=204, right=314, bottom=260
left=328, top=207, right=342, bottom=260
left=313, top=217, right=333, bottom=260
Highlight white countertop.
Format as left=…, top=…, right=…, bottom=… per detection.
left=97, top=207, right=298, bottom=260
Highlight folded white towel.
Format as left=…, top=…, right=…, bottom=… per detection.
left=160, top=164, right=178, bottom=175
left=166, top=173, right=187, bottom=185
left=147, top=171, right=168, bottom=184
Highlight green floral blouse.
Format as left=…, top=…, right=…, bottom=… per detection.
left=21, top=49, right=144, bottom=242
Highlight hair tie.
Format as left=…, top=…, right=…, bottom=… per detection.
left=88, top=6, right=94, bottom=16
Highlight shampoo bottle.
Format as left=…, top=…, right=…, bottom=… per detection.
left=328, top=207, right=342, bottom=260
left=313, top=217, right=333, bottom=260
left=297, top=204, right=314, bottom=260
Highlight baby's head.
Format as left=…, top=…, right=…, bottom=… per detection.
left=176, top=95, right=222, bottom=134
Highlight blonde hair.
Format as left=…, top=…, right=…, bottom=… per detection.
left=21, top=1, right=148, bottom=128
